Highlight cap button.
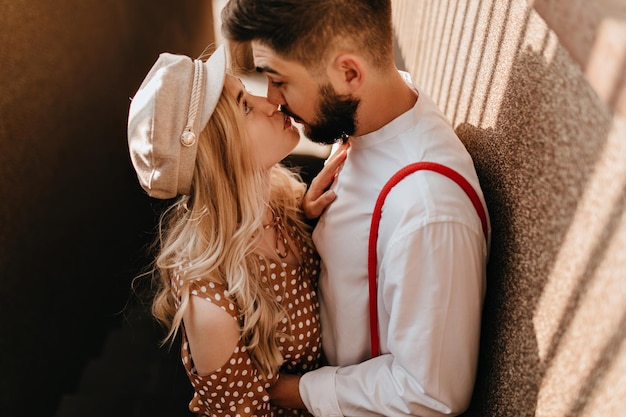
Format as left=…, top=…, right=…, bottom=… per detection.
left=180, top=130, right=196, bottom=147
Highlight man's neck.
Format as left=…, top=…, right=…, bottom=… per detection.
left=354, top=69, right=418, bottom=136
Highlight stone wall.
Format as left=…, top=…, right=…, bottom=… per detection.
left=391, top=0, right=626, bottom=416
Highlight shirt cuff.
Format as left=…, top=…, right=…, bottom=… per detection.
left=299, top=366, right=342, bottom=416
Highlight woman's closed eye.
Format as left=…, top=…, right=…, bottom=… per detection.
left=232, top=77, right=254, bottom=115
left=243, top=99, right=252, bottom=115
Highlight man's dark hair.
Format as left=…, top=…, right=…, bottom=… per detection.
left=221, top=0, right=393, bottom=70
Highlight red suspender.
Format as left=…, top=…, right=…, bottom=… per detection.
left=367, top=162, right=488, bottom=357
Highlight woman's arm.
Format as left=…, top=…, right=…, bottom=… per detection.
left=183, top=295, right=240, bottom=375
left=267, top=373, right=306, bottom=409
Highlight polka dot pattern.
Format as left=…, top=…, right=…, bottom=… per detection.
left=173, top=222, right=321, bottom=416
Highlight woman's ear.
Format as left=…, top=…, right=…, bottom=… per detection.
left=328, top=53, right=365, bottom=94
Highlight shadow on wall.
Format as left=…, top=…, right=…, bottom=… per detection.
left=391, top=0, right=626, bottom=415
left=532, top=0, right=626, bottom=116
left=0, top=1, right=214, bottom=416
left=445, top=5, right=625, bottom=417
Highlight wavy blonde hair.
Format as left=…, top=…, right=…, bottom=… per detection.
left=151, top=84, right=311, bottom=377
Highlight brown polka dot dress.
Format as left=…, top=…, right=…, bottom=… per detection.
left=172, top=222, right=322, bottom=416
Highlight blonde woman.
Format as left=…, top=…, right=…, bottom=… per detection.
left=127, top=45, right=345, bottom=416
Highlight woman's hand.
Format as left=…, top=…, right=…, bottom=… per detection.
left=302, top=143, right=348, bottom=219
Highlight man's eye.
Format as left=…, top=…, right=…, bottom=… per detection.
left=270, top=80, right=284, bottom=88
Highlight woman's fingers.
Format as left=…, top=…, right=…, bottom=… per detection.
left=302, top=145, right=348, bottom=219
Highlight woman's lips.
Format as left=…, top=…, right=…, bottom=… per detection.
left=279, top=105, right=303, bottom=125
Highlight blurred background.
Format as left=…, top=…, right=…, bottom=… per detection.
left=0, top=1, right=624, bottom=416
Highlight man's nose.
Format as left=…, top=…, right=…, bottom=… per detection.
left=251, top=95, right=278, bottom=116
left=266, top=84, right=286, bottom=106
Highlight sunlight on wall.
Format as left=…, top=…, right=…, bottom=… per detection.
left=530, top=0, right=626, bottom=118
left=392, top=0, right=559, bottom=130
left=392, top=1, right=626, bottom=415
left=533, top=117, right=626, bottom=416
left=586, top=18, right=626, bottom=113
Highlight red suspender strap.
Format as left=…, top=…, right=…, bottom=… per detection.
left=367, top=162, right=488, bottom=357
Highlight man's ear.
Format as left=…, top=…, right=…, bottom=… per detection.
left=328, top=53, right=365, bottom=94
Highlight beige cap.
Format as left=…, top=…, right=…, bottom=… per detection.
left=127, top=45, right=227, bottom=199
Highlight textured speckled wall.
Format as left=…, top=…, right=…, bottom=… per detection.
left=0, top=1, right=214, bottom=415
left=391, top=0, right=626, bottom=416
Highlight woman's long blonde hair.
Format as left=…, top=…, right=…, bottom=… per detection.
left=150, top=84, right=311, bottom=376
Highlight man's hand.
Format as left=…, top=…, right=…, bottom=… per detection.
left=302, top=144, right=348, bottom=219
left=267, top=373, right=306, bottom=410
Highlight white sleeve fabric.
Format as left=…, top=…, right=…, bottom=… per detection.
left=300, top=220, right=486, bottom=417
left=299, top=366, right=342, bottom=416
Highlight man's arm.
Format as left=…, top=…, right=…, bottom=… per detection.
left=300, top=222, right=487, bottom=416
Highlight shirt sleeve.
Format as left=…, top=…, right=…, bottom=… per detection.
left=300, top=220, right=486, bottom=416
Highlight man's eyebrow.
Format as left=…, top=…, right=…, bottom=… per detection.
left=255, top=65, right=280, bottom=75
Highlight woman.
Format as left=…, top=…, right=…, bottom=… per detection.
left=127, top=45, right=344, bottom=416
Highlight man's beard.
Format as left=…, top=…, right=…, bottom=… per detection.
left=303, top=84, right=360, bottom=145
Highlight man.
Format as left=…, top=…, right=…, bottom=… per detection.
left=222, top=1, right=490, bottom=416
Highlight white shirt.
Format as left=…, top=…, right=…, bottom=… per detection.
left=300, top=81, right=490, bottom=416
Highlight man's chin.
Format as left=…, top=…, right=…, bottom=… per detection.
left=302, top=126, right=339, bottom=145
